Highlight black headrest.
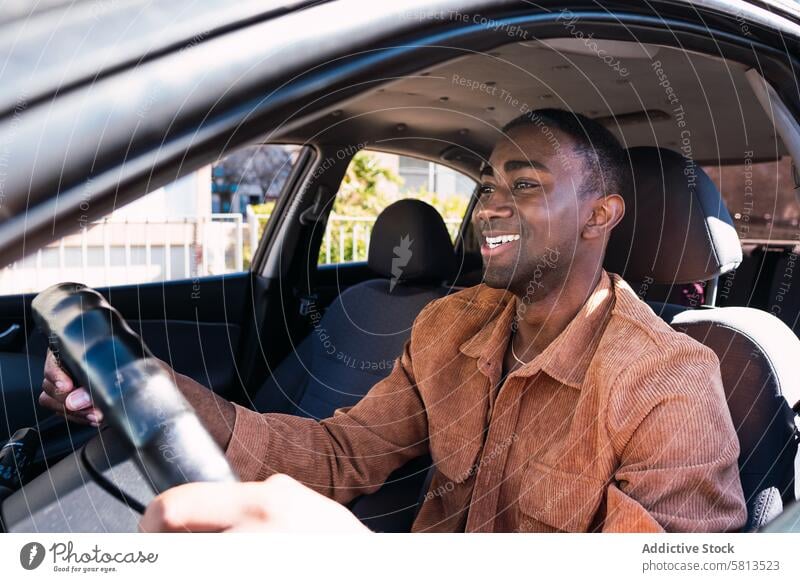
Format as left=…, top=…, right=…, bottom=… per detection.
left=605, top=147, right=742, bottom=284
left=367, top=199, right=456, bottom=284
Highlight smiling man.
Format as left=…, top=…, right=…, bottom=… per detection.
left=41, top=108, right=747, bottom=533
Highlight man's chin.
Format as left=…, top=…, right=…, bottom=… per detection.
left=480, top=268, right=513, bottom=290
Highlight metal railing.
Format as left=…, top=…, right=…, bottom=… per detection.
left=247, top=212, right=462, bottom=265
left=0, top=212, right=463, bottom=295
left=0, top=215, right=244, bottom=295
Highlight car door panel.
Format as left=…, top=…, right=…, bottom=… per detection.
left=0, top=272, right=251, bottom=444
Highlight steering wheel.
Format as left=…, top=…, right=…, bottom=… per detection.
left=31, top=282, right=237, bottom=493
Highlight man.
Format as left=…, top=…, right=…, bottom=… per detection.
left=40, top=109, right=748, bottom=533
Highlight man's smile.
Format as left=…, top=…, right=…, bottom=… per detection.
left=481, top=233, right=520, bottom=256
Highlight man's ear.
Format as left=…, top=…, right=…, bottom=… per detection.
left=582, top=193, right=625, bottom=240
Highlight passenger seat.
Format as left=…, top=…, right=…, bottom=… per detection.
left=606, top=147, right=800, bottom=531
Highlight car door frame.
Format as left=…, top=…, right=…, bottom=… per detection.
left=1, top=0, right=798, bottom=267
left=1, top=0, right=798, bottom=404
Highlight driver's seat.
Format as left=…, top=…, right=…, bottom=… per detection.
left=605, top=147, right=800, bottom=531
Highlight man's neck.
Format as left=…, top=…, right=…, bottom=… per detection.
left=510, top=269, right=602, bottom=362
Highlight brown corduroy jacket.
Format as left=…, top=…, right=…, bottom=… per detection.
left=224, top=270, right=748, bottom=533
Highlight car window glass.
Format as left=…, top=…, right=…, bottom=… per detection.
left=705, top=155, right=800, bottom=318
left=705, top=155, right=799, bottom=243
left=0, top=144, right=302, bottom=295
left=318, top=151, right=476, bottom=265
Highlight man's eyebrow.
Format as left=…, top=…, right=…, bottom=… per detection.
left=479, top=159, right=550, bottom=179
left=504, top=159, right=550, bottom=174
left=480, top=160, right=550, bottom=178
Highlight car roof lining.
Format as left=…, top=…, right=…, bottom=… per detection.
left=278, top=37, right=786, bottom=178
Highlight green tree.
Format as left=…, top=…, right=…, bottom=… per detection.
left=245, top=152, right=469, bottom=266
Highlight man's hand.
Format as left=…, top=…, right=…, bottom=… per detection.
left=39, top=349, right=103, bottom=426
left=139, top=474, right=371, bottom=533
left=40, top=346, right=236, bottom=448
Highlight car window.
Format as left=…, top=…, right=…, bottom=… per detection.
left=704, top=155, right=800, bottom=314
left=0, top=144, right=302, bottom=295
left=705, top=155, right=799, bottom=243
left=318, top=151, right=476, bottom=265
left=643, top=156, right=800, bottom=309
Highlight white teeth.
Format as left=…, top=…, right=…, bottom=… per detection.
left=485, top=234, right=520, bottom=248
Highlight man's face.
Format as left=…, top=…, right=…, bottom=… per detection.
left=472, top=124, right=589, bottom=298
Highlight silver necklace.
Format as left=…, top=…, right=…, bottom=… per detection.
left=510, top=330, right=527, bottom=365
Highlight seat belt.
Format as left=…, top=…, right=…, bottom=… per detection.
left=295, top=185, right=330, bottom=326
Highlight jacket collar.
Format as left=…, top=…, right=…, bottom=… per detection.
left=458, top=270, right=616, bottom=389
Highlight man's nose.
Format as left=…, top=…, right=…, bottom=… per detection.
left=474, top=191, right=513, bottom=223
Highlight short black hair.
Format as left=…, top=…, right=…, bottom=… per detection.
left=501, top=108, right=628, bottom=198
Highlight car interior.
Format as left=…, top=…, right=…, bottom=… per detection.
left=1, top=4, right=799, bottom=533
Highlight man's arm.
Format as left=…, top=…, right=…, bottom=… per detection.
left=601, top=342, right=747, bottom=533
left=40, top=347, right=238, bottom=447
left=222, top=337, right=429, bottom=503
left=41, top=327, right=430, bottom=505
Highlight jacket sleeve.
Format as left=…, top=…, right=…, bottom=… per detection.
left=601, top=341, right=748, bottom=533
left=223, top=335, right=429, bottom=505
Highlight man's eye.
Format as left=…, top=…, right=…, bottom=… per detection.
left=478, top=185, right=494, bottom=196
left=513, top=180, right=539, bottom=191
